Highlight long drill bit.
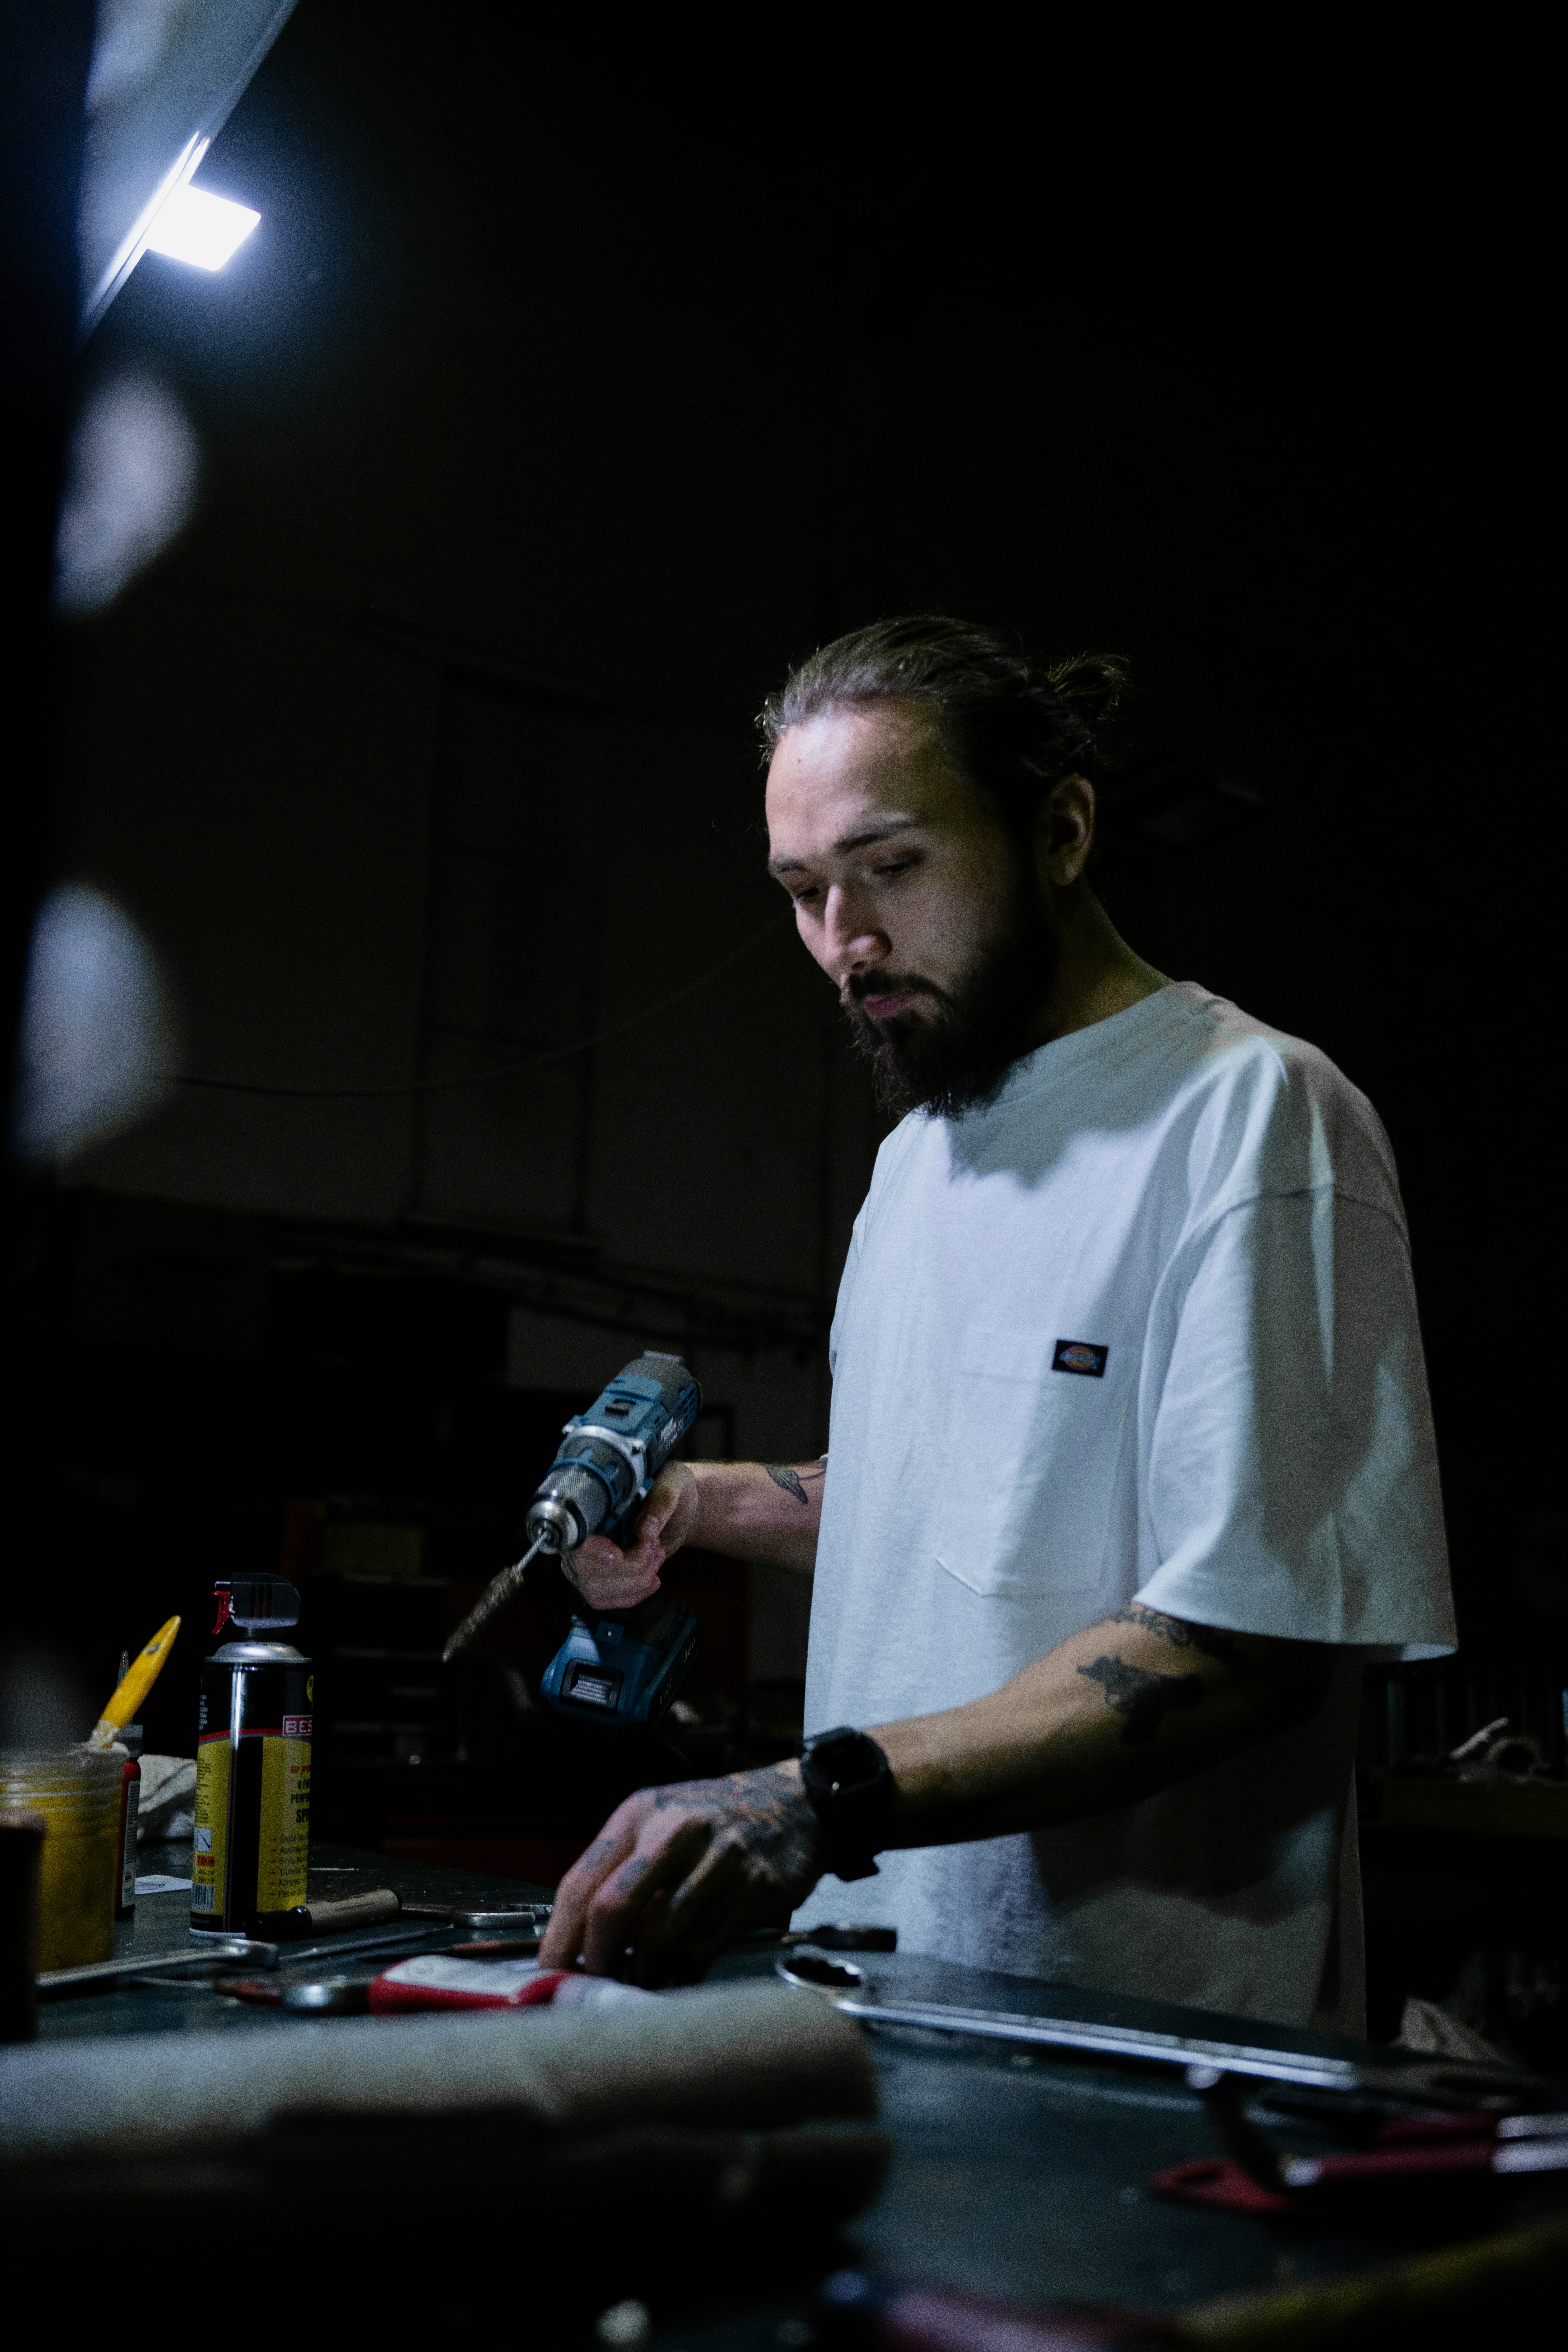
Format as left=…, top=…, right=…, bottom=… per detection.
left=442, top=1531, right=551, bottom=1662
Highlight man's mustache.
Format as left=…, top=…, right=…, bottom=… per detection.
left=842, top=972, right=947, bottom=1011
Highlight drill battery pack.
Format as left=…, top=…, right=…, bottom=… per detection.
left=541, top=1589, right=701, bottom=1731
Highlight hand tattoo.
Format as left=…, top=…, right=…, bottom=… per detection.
left=628, top=1764, right=822, bottom=1949
left=1103, top=1603, right=1242, bottom=1664
left=649, top=1764, right=818, bottom=1876
left=767, top=1464, right=824, bottom=1507
left=1079, top=1655, right=1204, bottom=1745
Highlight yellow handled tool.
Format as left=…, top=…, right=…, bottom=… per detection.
left=88, top=1615, right=181, bottom=1750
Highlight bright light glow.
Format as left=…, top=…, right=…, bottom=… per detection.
left=55, top=372, right=199, bottom=614
left=16, top=885, right=173, bottom=1160
left=144, top=184, right=260, bottom=271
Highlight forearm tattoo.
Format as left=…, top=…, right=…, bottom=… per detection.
left=1079, top=1655, right=1205, bottom=1746
left=766, top=1464, right=824, bottom=1507
left=1103, top=1602, right=1242, bottom=1663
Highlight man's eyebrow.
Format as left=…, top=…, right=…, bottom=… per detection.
left=767, top=814, right=921, bottom=875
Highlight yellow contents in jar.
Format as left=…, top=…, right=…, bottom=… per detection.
left=0, top=1749, right=123, bottom=1971
left=37, top=1814, right=119, bottom=1969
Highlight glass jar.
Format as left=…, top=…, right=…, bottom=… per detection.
left=0, top=1748, right=123, bottom=1971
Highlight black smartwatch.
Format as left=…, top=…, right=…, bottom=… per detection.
left=799, top=1726, right=893, bottom=1882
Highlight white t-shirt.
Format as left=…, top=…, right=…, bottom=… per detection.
left=794, top=983, right=1454, bottom=2030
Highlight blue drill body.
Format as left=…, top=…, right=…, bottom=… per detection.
left=533, top=1354, right=703, bottom=1730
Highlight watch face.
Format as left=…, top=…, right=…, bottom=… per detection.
left=809, top=1730, right=879, bottom=1792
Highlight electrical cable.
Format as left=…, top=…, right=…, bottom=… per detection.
left=163, top=907, right=794, bottom=1101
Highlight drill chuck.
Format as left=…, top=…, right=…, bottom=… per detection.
left=524, top=1495, right=577, bottom=1552
left=525, top=1450, right=624, bottom=1554
left=525, top=1354, right=702, bottom=1555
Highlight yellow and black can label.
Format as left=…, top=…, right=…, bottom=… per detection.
left=191, top=1647, right=312, bottom=1933
left=191, top=1733, right=228, bottom=1916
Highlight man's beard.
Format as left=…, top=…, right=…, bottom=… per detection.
left=841, top=867, right=1062, bottom=1121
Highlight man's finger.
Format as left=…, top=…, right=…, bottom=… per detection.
left=562, top=1537, right=660, bottom=1611
left=629, top=1839, right=741, bottom=1983
left=569, top=1536, right=626, bottom=1580
left=633, top=1464, right=698, bottom=1553
left=581, top=1822, right=707, bottom=1978
left=570, top=1566, right=662, bottom=1610
left=538, top=1813, right=641, bottom=1966
left=581, top=1814, right=713, bottom=1977
left=616, top=1526, right=665, bottom=1574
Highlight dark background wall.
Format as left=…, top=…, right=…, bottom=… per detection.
left=30, top=10, right=1558, bottom=1818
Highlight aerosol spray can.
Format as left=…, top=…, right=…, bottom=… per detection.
left=191, top=1579, right=313, bottom=1936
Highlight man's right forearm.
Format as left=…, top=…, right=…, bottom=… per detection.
left=689, top=1460, right=823, bottom=1574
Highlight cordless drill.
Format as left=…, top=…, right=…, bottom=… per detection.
left=443, top=1352, right=704, bottom=1731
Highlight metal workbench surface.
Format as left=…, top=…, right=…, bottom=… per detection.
left=36, top=1840, right=1567, bottom=2341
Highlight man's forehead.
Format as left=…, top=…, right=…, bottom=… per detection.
left=765, top=703, right=970, bottom=864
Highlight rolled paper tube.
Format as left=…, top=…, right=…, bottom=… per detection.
left=255, top=1889, right=402, bottom=1939
left=0, top=1981, right=878, bottom=2173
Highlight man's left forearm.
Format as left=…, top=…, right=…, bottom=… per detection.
left=872, top=1603, right=1337, bottom=1848
left=539, top=1604, right=1338, bottom=1980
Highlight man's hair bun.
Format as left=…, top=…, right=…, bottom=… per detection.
left=1043, top=651, right=1129, bottom=733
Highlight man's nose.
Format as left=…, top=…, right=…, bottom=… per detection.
left=824, top=884, right=888, bottom=979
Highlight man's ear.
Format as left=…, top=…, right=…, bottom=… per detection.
left=1035, top=775, right=1096, bottom=891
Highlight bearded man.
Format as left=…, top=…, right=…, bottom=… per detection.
left=538, top=616, right=1454, bottom=2030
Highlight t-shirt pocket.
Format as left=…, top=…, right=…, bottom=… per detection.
left=934, top=1328, right=1137, bottom=1599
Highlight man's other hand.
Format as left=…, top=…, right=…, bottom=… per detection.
left=561, top=1460, right=701, bottom=1612
left=538, top=1761, right=822, bottom=1983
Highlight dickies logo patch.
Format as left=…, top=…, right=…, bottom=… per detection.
left=1052, top=1339, right=1108, bottom=1377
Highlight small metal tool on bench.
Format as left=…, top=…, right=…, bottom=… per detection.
left=775, top=1954, right=1545, bottom=2112
left=736, top=1923, right=897, bottom=1954
left=38, top=1916, right=445, bottom=1994
left=216, top=1974, right=374, bottom=2014
left=453, top=1902, right=555, bottom=1930
left=396, top=1900, right=555, bottom=1932
left=38, top=1941, right=270, bottom=1993
left=1166, top=2063, right=1568, bottom=2211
